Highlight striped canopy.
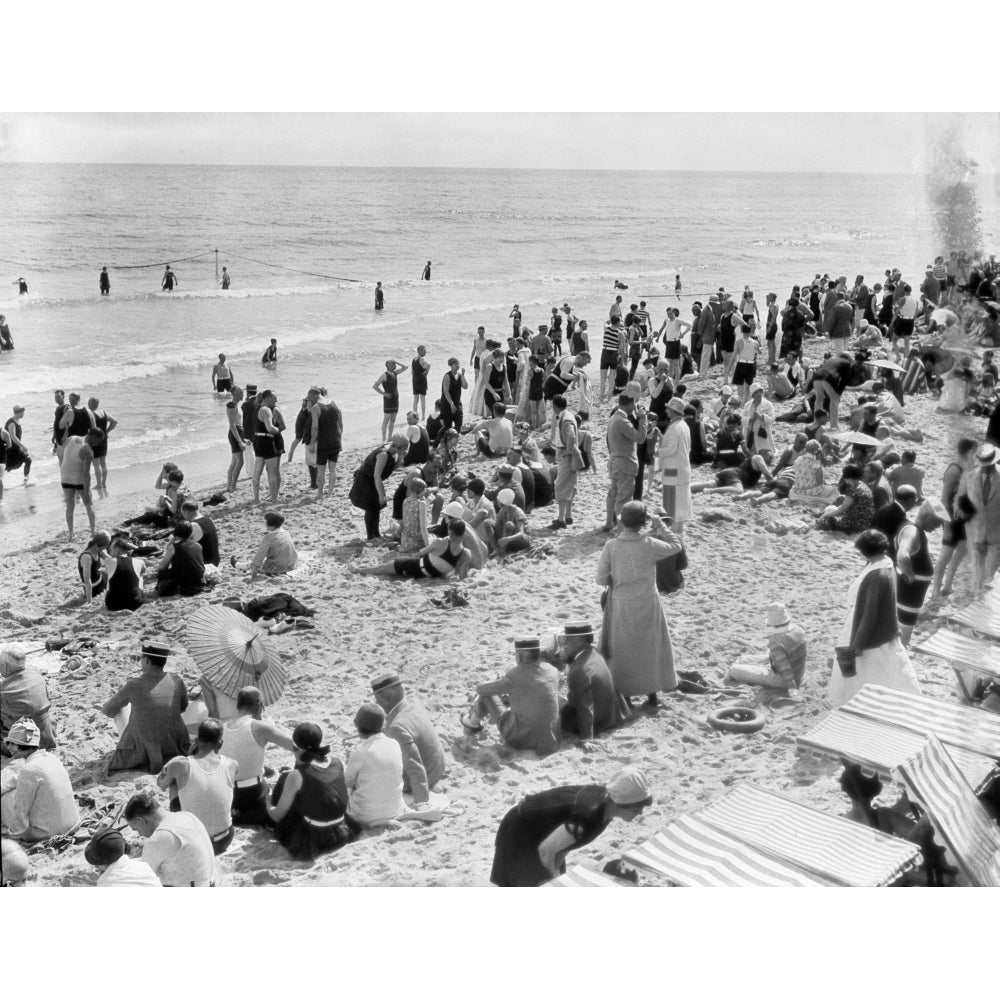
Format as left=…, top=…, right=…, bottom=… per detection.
left=841, top=684, right=1000, bottom=758
left=624, top=815, right=838, bottom=887
left=546, top=865, right=625, bottom=887
left=948, top=600, right=1000, bottom=642
left=691, top=784, right=920, bottom=886
left=895, top=736, right=1000, bottom=887
left=797, top=709, right=997, bottom=793
left=915, top=628, right=1000, bottom=679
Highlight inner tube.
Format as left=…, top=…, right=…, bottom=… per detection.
left=707, top=706, right=765, bottom=734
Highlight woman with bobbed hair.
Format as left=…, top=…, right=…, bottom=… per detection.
left=829, top=528, right=922, bottom=707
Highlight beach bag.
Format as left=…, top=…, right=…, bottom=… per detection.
left=655, top=545, right=688, bottom=595
left=834, top=645, right=857, bottom=678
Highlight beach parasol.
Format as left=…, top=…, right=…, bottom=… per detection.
left=920, top=345, right=955, bottom=376
left=830, top=430, right=880, bottom=446
left=185, top=605, right=287, bottom=705
left=868, top=359, right=906, bottom=373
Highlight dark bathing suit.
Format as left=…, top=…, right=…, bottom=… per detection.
left=315, top=401, right=343, bottom=466
left=227, top=402, right=244, bottom=453
left=382, top=372, right=399, bottom=414
left=411, top=358, right=428, bottom=396
left=393, top=541, right=463, bottom=579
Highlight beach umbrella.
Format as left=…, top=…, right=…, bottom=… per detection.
left=830, top=430, right=879, bottom=446
left=868, top=359, right=906, bottom=373
left=920, top=345, right=955, bottom=376
left=185, top=605, right=287, bottom=705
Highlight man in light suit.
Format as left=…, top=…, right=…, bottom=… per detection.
left=959, top=444, right=1000, bottom=592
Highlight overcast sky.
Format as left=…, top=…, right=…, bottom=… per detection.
left=2, top=112, right=997, bottom=173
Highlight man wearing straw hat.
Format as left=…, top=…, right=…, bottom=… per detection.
left=103, top=640, right=191, bottom=774
left=722, top=602, right=807, bottom=691
left=556, top=622, right=630, bottom=743
left=959, top=444, right=1000, bottom=593
left=460, top=637, right=561, bottom=756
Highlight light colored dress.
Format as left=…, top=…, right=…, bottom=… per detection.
left=467, top=349, right=493, bottom=417
left=742, top=398, right=775, bottom=455
left=789, top=454, right=839, bottom=507
left=829, top=556, right=922, bottom=707
left=573, top=367, right=593, bottom=415
left=398, top=496, right=426, bottom=553
left=596, top=532, right=680, bottom=698
left=658, top=419, right=692, bottom=524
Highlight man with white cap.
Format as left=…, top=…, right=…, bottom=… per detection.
left=371, top=674, right=445, bottom=808
left=1, top=718, right=80, bottom=842
left=958, top=444, right=1000, bottom=593
left=489, top=766, right=652, bottom=886
left=84, top=828, right=161, bottom=887
left=895, top=497, right=949, bottom=646
left=461, top=636, right=561, bottom=756
left=556, top=623, right=630, bottom=743
left=723, top=603, right=808, bottom=690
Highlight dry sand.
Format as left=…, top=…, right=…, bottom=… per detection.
left=0, top=340, right=990, bottom=887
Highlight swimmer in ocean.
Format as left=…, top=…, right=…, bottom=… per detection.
left=261, top=339, right=278, bottom=367
left=421, top=260, right=432, bottom=281
left=100, top=267, right=111, bottom=296
left=675, top=274, right=682, bottom=299
left=375, top=281, right=385, bottom=311
left=221, top=266, right=231, bottom=290
left=0, top=314, right=13, bottom=351
left=614, top=279, right=629, bottom=290
left=213, top=353, right=235, bottom=393
left=13, top=278, right=28, bottom=295
left=161, top=265, right=177, bottom=292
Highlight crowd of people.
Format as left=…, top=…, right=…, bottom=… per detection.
left=2, top=252, right=999, bottom=887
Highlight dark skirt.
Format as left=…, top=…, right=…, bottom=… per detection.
left=490, top=807, right=553, bottom=887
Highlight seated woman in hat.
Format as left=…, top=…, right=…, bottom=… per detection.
left=816, top=464, right=875, bottom=534
left=723, top=602, right=808, bottom=690
left=344, top=703, right=406, bottom=828
left=266, top=722, right=357, bottom=861
left=102, top=641, right=191, bottom=773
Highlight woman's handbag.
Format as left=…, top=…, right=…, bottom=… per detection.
left=656, top=545, right=688, bottom=595
left=834, top=645, right=857, bottom=678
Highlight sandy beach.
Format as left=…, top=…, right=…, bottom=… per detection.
left=0, top=338, right=989, bottom=887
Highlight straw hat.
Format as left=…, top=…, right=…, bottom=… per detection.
left=765, top=602, right=791, bottom=628
left=666, top=397, right=686, bottom=417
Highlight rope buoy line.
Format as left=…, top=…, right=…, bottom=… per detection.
left=112, top=249, right=217, bottom=269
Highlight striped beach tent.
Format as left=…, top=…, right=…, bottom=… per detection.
left=624, top=814, right=838, bottom=887
left=797, top=708, right=997, bottom=793
left=840, top=684, right=1000, bottom=758
left=915, top=628, right=1000, bottom=702
left=546, top=865, right=627, bottom=887
left=894, top=736, right=1000, bottom=887
left=691, top=784, right=921, bottom=886
left=948, top=600, right=1000, bottom=642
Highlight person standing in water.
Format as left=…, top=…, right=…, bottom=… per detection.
left=212, top=354, right=235, bottom=393
left=0, top=314, right=13, bottom=351
left=13, top=278, right=28, bottom=295
left=375, top=282, right=385, bottom=311
left=161, top=265, right=177, bottom=292
left=221, top=267, right=231, bottom=290
left=675, top=274, right=682, bottom=300
left=421, top=261, right=432, bottom=281
left=261, top=339, right=278, bottom=366
left=99, top=267, right=111, bottom=296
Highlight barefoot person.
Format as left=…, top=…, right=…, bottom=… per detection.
left=251, top=388, right=283, bottom=505
left=60, top=431, right=99, bottom=541
left=225, top=385, right=248, bottom=492
left=212, top=353, right=235, bottom=394
left=930, top=437, right=977, bottom=599
left=411, top=346, right=430, bottom=419
left=353, top=518, right=472, bottom=580
left=87, top=397, right=117, bottom=491
left=374, top=360, right=407, bottom=442
left=310, top=386, right=343, bottom=502
left=2, top=406, right=33, bottom=488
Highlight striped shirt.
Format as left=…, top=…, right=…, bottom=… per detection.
left=932, top=261, right=948, bottom=283
left=602, top=324, right=623, bottom=355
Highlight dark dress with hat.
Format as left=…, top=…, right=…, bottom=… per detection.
left=490, top=784, right=612, bottom=887
left=105, top=668, right=190, bottom=773
left=349, top=445, right=399, bottom=539
left=272, top=758, right=356, bottom=860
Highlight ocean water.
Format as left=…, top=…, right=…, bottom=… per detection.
left=0, top=164, right=976, bottom=546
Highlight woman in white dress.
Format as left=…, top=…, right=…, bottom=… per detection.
left=742, top=384, right=775, bottom=458
left=829, top=529, right=922, bottom=707
left=467, top=344, right=496, bottom=418
left=658, top=398, right=691, bottom=537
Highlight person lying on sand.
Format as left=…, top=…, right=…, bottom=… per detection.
left=352, top=518, right=472, bottom=581
left=722, top=602, right=807, bottom=690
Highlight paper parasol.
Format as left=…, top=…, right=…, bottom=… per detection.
left=919, top=345, right=955, bottom=376
left=868, top=359, right=906, bottom=373
left=830, top=430, right=880, bottom=446
left=185, top=605, right=287, bottom=706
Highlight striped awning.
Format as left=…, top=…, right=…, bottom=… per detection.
left=546, top=865, right=626, bottom=887
left=797, top=708, right=998, bottom=793
left=915, top=628, right=1000, bottom=680
left=841, top=684, right=1000, bottom=758
left=691, top=784, right=921, bottom=886
left=624, top=815, right=838, bottom=887
left=948, top=601, right=1000, bottom=642
left=894, top=736, right=1000, bottom=887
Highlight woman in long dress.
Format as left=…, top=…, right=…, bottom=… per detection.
left=829, top=528, right=922, bottom=707
left=467, top=343, right=497, bottom=418
left=742, top=384, right=775, bottom=458
left=658, top=399, right=692, bottom=536
left=597, top=501, right=682, bottom=707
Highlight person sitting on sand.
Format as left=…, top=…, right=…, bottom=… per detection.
left=249, top=511, right=298, bottom=580
left=490, top=767, right=651, bottom=887
left=123, top=788, right=216, bottom=887
left=157, top=718, right=238, bottom=856
left=344, top=703, right=406, bottom=828
left=494, top=488, right=532, bottom=555
left=887, top=450, right=925, bottom=500
left=464, top=477, right=497, bottom=550
left=460, top=636, right=561, bottom=756
left=84, top=828, right=161, bottom=886
left=1, top=644, right=57, bottom=751
left=553, top=622, right=631, bottom=745
left=266, top=722, right=357, bottom=861
left=100, top=533, right=146, bottom=612
left=156, top=521, right=206, bottom=597
left=863, top=460, right=893, bottom=512
left=788, top=440, right=840, bottom=507
left=397, top=476, right=430, bottom=553
left=817, top=464, right=875, bottom=533
left=431, top=499, right=488, bottom=569
left=78, top=530, right=110, bottom=605
left=124, top=464, right=186, bottom=529
left=103, top=640, right=190, bottom=773
left=723, top=602, right=808, bottom=690
left=1, top=719, right=79, bottom=842
left=713, top=412, right=746, bottom=468
left=221, top=686, right=295, bottom=827
left=472, top=402, right=514, bottom=458
left=487, top=463, right=526, bottom=511
left=370, top=673, right=445, bottom=808
left=353, top=517, right=473, bottom=581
